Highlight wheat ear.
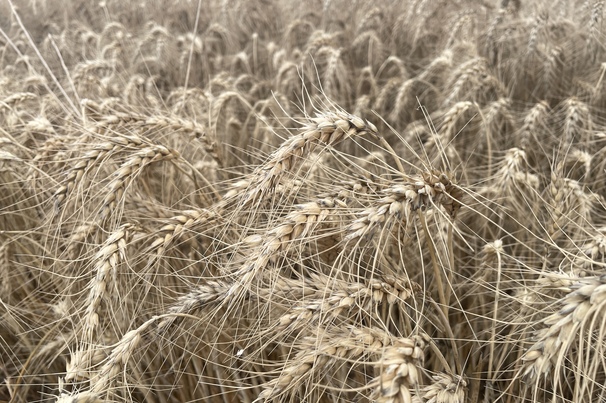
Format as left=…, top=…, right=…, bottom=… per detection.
left=522, top=275, right=606, bottom=384
left=369, top=335, right=426, bottom=403
left=81, top=224, right=130, bottom=336
left=421, top=373, right=467, bottom=403
left=99, top=144, right=179, bottom=220
left=346, top=170, right=462, bottom=242
left=240, top=110, right=378, bottom=206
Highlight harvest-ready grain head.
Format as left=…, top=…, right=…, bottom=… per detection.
left=1, top=0, right=606, bottom=402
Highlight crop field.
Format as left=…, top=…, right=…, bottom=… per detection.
left=1, top=0, right=606, bottom=402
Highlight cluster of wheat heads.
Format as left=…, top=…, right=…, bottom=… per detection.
left=2, top=0, right=606, bottom=402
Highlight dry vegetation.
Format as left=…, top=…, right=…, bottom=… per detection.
left=1, top=0, right=606, bottom=402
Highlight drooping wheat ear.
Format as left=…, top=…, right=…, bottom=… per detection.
left=67, top=222, right=98, bottom=260
left=443, top=57, right=488, bottom=106
left=562, top=97, right=591, bottom=146
left=526, top=13, right=546, bottom=56
left=238, top=110, right=378, bottom=206
left=86, top=316, right=159, bottom=398
left=23, top=73, right=48, bottom=93
left=155, top=279, right=232, bottom=334
left=482, top=97, right=514, bottom=140
left=54, top=141, right=114, bottom=210
left=519, top=101, right=550, bottom=155
left=544, top=46, right=566, bottom=99
left=446, top=10, right=475, bottom=49
left=144, top=174, right=305, bottom=272
left=65, top=346, right=109, bottom=382
left=304, top=29, right=337, bottom=56
left=26, top=115, right=55, bottom=137
left=369, top=335, right=426, bottom=403
left=98, top=20, right=126, bottom=47
left=354, top=94, right=372, bottom=121
left=0, top=240, right=12, bottom=301
left=389, top=78, right=416, bottom=124
left=145, top=207, right=219, bottom=267
left=256, top=326, right=424, bottom=402
left=563, top=148, right=592, bottom=182
left=276, top=60, right=301, bottom=97
left=156, top=273, right=331, bottom=337
left=493, top=148, right=540, bottom=216
left=29, top=134, right=62, bottom=172
left=123, top=74, right=152, bottom=105
left=346, top=170, right=462, bottom=242
left=166, top=86, right=210, bottom=113
left=375, top=77, right=403, bottom=118
left=99, top=144, right=179, bottom=220
left=572, top=226, right=606, bottom=271
left=226, top=195, right=346, bottom=300
left=356, top=6, right=383, bottom=35
left=480, top=98, right=514, bottom=171
left=136, top=23, right=170, bottom=55
left=53, top=129, right=148, bottom=212
left=484, top=7, right=507, bottom=57
left=417, top=49, right=453, bottom=87
left=589, top=1, right=605, bottom=37
left=138, top=115, right=224, bottom=167
left=591, top=62, right=606, bottom=106
left=438, top=101, right=477, bottom=143
left=96, top=110, right=222, bottom=165
left=376, top=55, right=408, bottom=82
left=127, top=191, right=176, bottom=218
left=521, top=274, right=606, bottom=398
left=512, top=271, right=576, bottom=340
left=81, top=224, right=130, bottom=341
left=210, top=89, right=250, bottom=122
left=351, top=30, right=385, bottom=71
left=478, top=239, right=506, bottom=383
left=421, top=373, right=467, bottom=403
left=273, top=272, right=421, bottom=334
left=356, top=66, right=377, bottom=98
left=71, top=60, right=113, bottom=85
left=0, top=92, right=37, bottom=111
left=283, top=18, right=314, bottom=50
left=313, top=47, right=349, bottom=102
left=496, top=146, right=526, bottom=177
left=546, top=172, right=596, bottom=246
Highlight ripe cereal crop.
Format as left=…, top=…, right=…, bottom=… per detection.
left=1, top=1, right=606, bottom=402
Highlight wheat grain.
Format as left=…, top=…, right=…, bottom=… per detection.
left=422, top=373, right=467, bottom=403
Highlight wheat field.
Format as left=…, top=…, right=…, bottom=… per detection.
left=1, top=0, right=606, bottom=402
